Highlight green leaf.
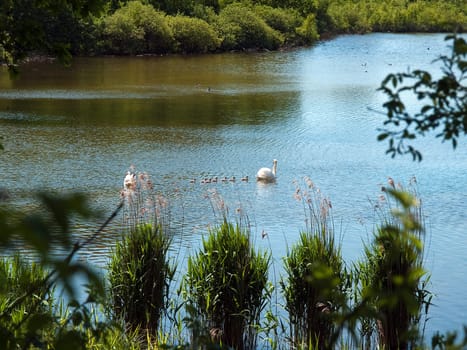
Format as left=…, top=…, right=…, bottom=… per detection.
left=377, top=133, right=389, bottom=141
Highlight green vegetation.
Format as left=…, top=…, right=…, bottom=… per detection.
left=169, top=15, right=221, bottom=53
left=352, top=183, right=431, bottom=350
left=282, top=179, right=347, bottom=349
left=1, top=0, right=465, bottom=69
left=0, top=192, right=135, bottom=349
left=108, top=223, right=175, bottom=334
left=0, top=0, right=467, bottom=349
left=0, top=254, right=54, bottom=349
left=184, top=219, right=270, bottom=350
left=216, top=3, right=284, bottom=50
left=101, top=1, right=174, bottom=55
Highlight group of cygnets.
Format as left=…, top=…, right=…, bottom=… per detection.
left=191, top=176, right=249, bottom=184
left=190, top=159, right=278, bottom=185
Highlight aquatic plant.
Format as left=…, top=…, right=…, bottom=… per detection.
left=0, top=254, right=54, bottom=349
left=108, top=222, right=175, bottom=335
left=282, top=178, right=348, bottom=349
left=184, top=219, right=271, bottom=350
left=120, top=166, right=171, bottom=233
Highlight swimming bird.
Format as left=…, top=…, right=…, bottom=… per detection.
left=241, top=175, right=249, bottom=182
left=256, top=159, right=277, bottom=183
left=123, top=171, right=136, bottom=189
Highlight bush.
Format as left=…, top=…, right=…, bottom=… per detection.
left=108, top=223, right=175, bottom=334
left=184, top=219, right=270, bottom=350
left=326, top=0, right=467, bottom=34
left=357, top=187, right=430, bottom=350
left=326, top=1, right=373, bottom=33
left=168, top=15, right=221, bottom=53
left=296, top=13, right=320, bottom=44
left=253, top=5, right=301, bottom=33
left=190, top=3, right=219, bottom=23
left=101, top=1, right=173, bottom=55
left=253, top=5, right=306, bottom=45
left=215, top=3, right=283, bottom=50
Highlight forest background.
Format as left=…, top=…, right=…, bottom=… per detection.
left=1, top=0, right=466, bottom=69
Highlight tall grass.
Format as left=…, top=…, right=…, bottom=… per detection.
left=184, top=219, right=271, bottom=350
left=108, top=223, right=175, bottom=335
left=121, top=167, right=171, bottom=233
left=281, top=178, right=347, bottom=349
left=0, top=254, right=54, bottom=349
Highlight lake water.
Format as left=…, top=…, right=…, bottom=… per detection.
left=1, top=33, right=466, bottom=340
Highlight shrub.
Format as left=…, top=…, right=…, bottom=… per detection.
left=215, top=3, right=283, bottom=50
left=355, top=181, right=431, bottom=350
left=184, top=219, right=270, bottom=350
left=253, top=5, right=305, bottom=45
left=253, top=5, right=301, bottom=33
left=190, top=3, right=219, bottom=23
left=168, top=15, right=221, bottom=53
left=326, top=1, right=373, bottom=33
left=296, top=13, right=320, bottom=45
left=108, top=223, right=175, bottom=335
left=101, top=1, right=173, bottom=55
left=405, top=1, right=466, bottom=32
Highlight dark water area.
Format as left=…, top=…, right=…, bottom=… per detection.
left=1, top=33, right=466, bottom=339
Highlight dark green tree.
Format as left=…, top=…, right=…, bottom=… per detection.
left=0, top=0, right=106, bottom=72
left=378, top=35, right=467, bottom=161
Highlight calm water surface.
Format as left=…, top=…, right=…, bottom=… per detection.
left=1, top=33, right=466, bottom=338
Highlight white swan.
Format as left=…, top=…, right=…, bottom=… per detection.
left=123, top=171, right=136, bottom=189
left=256, top=159, right=277, bottom=182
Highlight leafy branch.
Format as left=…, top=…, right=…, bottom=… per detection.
left=378, top=35, right=467, bottom=161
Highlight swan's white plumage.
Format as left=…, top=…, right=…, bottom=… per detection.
left=256, top=159, right=277, bottom=182
left=123, top=171, right=136, bottom=189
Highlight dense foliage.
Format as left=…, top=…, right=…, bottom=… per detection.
left=1, top=0, right=465, bottom=68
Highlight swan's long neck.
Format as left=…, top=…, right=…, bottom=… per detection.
left=272, top=160, right=277, bottom=176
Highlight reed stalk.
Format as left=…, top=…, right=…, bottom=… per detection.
left=108, top=223, right=175, bottom=336
left=282, top=178, right=347, bottom=349
left=0, top=254, right=53, bottom=348
left=184, top=219, right=270, bottom=350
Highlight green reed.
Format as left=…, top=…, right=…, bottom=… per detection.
left=282, top=178, right=347, bottom=349
left=0, top=254, right=54, bottom=349
left=108, top=223, right=175, bottom=336
left=184, top=219, right=271, bottom=350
